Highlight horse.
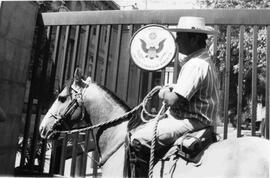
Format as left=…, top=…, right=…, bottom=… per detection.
left=39, top=68, right=270, bottom=178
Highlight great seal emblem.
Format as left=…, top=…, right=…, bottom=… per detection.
left=130, top=25, right=176, bottom=71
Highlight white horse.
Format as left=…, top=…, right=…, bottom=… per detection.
left=39, top=69, right=270, bottom=178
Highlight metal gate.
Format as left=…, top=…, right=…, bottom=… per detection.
left=19, top=9, right=270, bottom=177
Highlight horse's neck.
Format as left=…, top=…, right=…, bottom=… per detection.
left=98, top=118, right=128, bottom=164
left=84, top=87, right=128, bottom=163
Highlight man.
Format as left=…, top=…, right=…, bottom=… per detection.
left=129, top=16, right=219, bottom=176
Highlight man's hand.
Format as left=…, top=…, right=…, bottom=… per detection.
left=158, top=86, right=171, bottom=100
left=158, top=86, right=179, bottom=106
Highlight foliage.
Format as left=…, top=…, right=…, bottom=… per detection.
left=197, top=0, right=269, bottom=125
left=197, top=0, right=270, bottom=9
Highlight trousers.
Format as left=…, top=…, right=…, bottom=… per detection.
left=131, top=111, right=207, bottom=148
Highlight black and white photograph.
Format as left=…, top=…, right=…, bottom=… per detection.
left=0, top=0, right=269, bottom=177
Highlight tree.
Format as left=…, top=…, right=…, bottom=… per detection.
left=197, top=0, right=269, bottom=125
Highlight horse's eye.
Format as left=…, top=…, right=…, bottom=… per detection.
left=58, top=95, right=67, bottom=103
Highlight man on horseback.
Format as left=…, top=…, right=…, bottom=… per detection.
left=129, top=16, right=219, bottom=177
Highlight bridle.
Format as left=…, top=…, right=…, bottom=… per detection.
left=46, top=83, right=165, bottom=167
left=48, top=85, right=164, bottom=136
left=49, top=79, right=91, bottom=134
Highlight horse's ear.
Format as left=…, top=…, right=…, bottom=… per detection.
left=74, top=68, right=83, bottom=81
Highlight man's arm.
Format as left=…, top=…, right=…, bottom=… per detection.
left=159, top=87, right=188, bottom=107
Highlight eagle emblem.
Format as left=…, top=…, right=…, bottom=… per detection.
left=140, top=38, right=166, bottom=59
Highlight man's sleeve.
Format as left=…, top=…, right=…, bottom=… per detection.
left=173, top=59, right=208, bottom=100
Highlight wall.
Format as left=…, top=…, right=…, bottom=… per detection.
left=0, top=1, right=38, bottom=175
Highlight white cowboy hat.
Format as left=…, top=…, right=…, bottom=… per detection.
left=168, top=16, right=218, bottom=35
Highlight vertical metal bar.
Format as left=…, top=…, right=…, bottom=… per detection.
left=70, top=132, right=79, bottom=177
left=102, top=25, right=112, bottom=86
left=171, top=23, right=179, bottom=84
left=124, top=25, right=133, bottom=101
left=82, top=25, right=91, bottom=75
left=70, top=25, right=81, bottom=76
left=19, top=59, right=34, bottom=166
left=60, top=25, right=71, bottom=88
left=148, top=72, right=153, bottom=91
left=173, top=49, right=179, bottom=84
left=237, top=25, right=244, bottom=137
left=212, top=25, right=219, bottom=132
left=91, top=25, right=101, bottom=80
left=48, top=25, right=62, bottom=175
left=127, top=64, right=141, bottom=107
left=223, top=25, right=231, bottom=139
left=132, top=25, right=143, bottom=105
left=213, top=25, right=219, bottom=64
left=112, top=25, right=123, bottom=93
left=38, top=139, right=47, bottom=172
left=49, top=141, right=57, bottom=174
left=137, top=69, right=143, bottom=105
left=81, top=131, right=90, bottom=178
left=158, top=69, right=166, bottom=107
left=38, top=26, right=52, bottom=172
left=266, top=26, right=270, bottom=139
left=50, top=25, right=62, bottom=95
left=29, top=101, right=42, bottom=170
left=251, top=26, right=258, bottom=136
left=160, top=69, right=166, bottom=86
left=59, top=135, right=68, bottom=175
left=92, top=151, right=99, bottom=178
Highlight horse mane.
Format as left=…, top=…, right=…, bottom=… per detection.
left=95, top=85, right=145, bottom=131
left=96, top=85, right=131, bottom=112
left=66, top=77, right=131, bottom=111
left=94, top=84, right=143, bottom=137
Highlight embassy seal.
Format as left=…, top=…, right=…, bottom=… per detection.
left=130, top=25, right=176, bottom=71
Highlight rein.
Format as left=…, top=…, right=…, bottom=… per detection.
left=48, top=84, right=164, bottom=169
left=50, top=85, right=163, bottom=135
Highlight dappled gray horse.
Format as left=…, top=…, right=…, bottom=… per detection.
left=40, top=69, right=270, bottom=178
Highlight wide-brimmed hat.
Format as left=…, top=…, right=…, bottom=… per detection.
left=168, top=16, right=218, bottom=35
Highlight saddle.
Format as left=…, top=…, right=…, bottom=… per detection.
left=125, top=126, right=217, bottom=177
left=162, top=126, right=217, bottom=163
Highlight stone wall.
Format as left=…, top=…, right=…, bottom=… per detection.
left=0, top=1, right=38, bottom=175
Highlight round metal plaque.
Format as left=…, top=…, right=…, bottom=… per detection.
left=130, top=25, right=176, bottom=71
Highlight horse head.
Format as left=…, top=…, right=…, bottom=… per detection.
left=39, top=68, right=92, bottom=139
left=39, top=68, right=142, bottom=177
